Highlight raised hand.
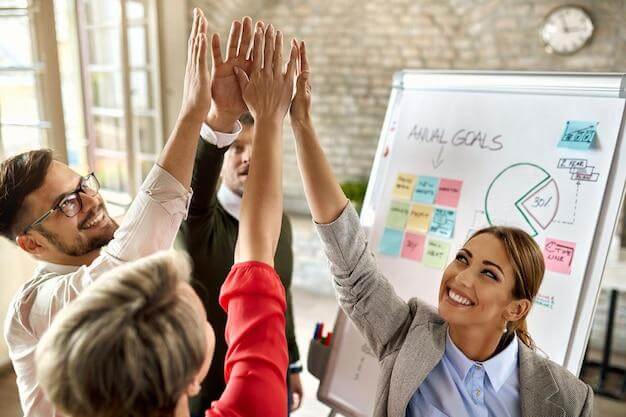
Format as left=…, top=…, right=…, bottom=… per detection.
left=233, top=25, right=297, bottom=124
left=208, top=17, right=256, bottom=130
left=290, top=40, right=312, bottom=126
left=179, top=8, right=210, bottom=123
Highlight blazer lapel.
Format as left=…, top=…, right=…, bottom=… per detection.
left=387, top=321, right=447, bottom=417
left=519, top=343, right=565, bottom=417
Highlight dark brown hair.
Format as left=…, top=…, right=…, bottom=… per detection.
left=468, top=226, right=545, bottom=350
left=0, top=149, right=54, bottom=241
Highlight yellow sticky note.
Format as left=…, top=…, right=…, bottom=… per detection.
left=406, top=204, right=433, bottom=233
left=392, top=173, right=416, bottom=200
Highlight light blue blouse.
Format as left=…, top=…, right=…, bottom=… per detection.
left=406, top=332, right=521, bottom=417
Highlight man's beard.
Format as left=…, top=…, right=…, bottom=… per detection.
left=38, top=211, right=119, bottom=257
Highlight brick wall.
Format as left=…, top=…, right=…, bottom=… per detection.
left=188, top=0, right=626, bottom=353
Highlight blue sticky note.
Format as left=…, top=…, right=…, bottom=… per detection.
left=412, top=176, right=439, bottom=204
left=558, top=121, right=598, bottom=150
left=429, top=208, right=456, bottom=238
left=379, top=228, right=404, bottom=256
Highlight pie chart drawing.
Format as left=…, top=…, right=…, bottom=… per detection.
left=485, top=163, right=559, bottom=237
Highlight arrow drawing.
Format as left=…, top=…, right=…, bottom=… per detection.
left=432, top=145, right=444, bottom=169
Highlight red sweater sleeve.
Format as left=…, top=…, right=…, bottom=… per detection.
left=206, top=261, right=288, bottom=417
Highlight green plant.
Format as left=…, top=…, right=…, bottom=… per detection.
left=340, top=180, right=368, bottom=213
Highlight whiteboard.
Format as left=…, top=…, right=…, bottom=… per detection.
left=317, top=71, right=626, bottom=417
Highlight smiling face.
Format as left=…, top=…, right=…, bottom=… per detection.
left=19, top=161, right=117, bottom=262
left=221, top=124, right=253, bottom=196
left=438, top=232, right=523, bottom=334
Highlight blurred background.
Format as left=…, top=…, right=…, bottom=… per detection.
left=0, top=1, right=624, bottom=416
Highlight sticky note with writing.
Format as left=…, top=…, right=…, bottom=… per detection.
left=429, top=208, right=456, bottom=238
left=423, top=238, right=450, bottom=269
left=386, top=201, right=410, bottom=230
left=392, top=173, right=417, bottom=200
left=543, top=238, right=575, bottom=274
left=406, top=204, right=433, bottom=233
left=412, top=176, right=439, bottom=204
left=401, top=233, right=426, bottom=261
left=379, top=228, right=404, bottom=256
left=435, top=178, right=463, bottom=208
left=558, top=121, right=598, bottom=150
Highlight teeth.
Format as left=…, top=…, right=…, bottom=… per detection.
left=84, top=212, right=104, bottom=229
left=449, top=289, right=473, bottom=306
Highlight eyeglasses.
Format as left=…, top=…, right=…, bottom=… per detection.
left=22, top=173, right=100, bottom=234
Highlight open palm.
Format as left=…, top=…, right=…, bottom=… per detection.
left=211, top=18, right=257, bottom=120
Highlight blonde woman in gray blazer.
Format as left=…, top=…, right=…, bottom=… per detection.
left=288, top=43, right=593, bottom=417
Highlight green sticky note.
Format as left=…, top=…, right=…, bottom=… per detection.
left=385, top=201, right=410, bottom=230
left=423, top=238, right=450, bottom=269
left=558, top=121, right=598, bottom=150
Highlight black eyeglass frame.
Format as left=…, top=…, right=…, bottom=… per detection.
left=22, top=173, right=100, bottom=234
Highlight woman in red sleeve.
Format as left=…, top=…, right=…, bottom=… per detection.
left=35, top=9, right=298, bottom=417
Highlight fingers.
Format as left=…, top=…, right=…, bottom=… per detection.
left=300, top=41, right=310, bottom=73
left=188, top=9, right=200, bottom=48
left=198, top=33, right=208, bottom=76
left=211, top=33, right=223, bottom=66
left=263, top=25, right=275, bottom=73
left=225, top=20, right=242, bottom=61
left=273, top=31, right=283, bottom=78
left=239, top=16, right=253, bottom=59
left=285, top=39, right=298, bottom=82
left=233, top=66, right=250, bottom=91
left=251, top=23, right=264, bottom=72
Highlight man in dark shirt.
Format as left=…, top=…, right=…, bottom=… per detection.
left=179, top=19, right=302, bottom=415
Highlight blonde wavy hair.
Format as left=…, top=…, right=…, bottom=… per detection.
left=36, top=250, right=207, bottom=417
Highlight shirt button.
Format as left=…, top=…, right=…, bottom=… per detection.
left=474, top=388, right=481, bottom=397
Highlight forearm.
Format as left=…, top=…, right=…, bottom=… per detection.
left=237, top=118, right=283, bottom=265
left=292, top=120, right=348, bottom=224
left=157, top=113, right=204, bottom=189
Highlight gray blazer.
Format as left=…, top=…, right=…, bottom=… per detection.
left=315, top=204, right=593, bottom=417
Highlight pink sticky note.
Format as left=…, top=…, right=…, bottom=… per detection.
left=435, top=178, right=463, bottom=208
left=543, top=238, right=575, bottom=275
left=401, top=233, right=426, bottom=261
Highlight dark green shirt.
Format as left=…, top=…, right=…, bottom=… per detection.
left=177, top=137, right=299, bottom=412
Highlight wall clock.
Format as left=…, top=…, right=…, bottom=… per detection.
left=541, top=5, right=594, bottom=55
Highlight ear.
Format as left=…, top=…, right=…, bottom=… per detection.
left=504, top=298, right=532, bottom=322
left=16, top=233, right=46, bottom=256
left=185, top=378, right=201, bottom=397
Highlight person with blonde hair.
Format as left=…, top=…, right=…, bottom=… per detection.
left=36, top=12, right=297, bottom=417
left=287, top=42, right=593, bottom=416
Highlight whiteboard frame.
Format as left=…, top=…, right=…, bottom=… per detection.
left=317, top=70, right=626, bottom=417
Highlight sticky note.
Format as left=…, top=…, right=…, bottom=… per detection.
left=429, top=208, right=456, bottom=238
left=412, top=176, right=439, bottom=204
left=385, top=201, right=410, bottom=230
left=379, top=228, right=404, bottom=256
left=406, top=204, right=433, bottom=233
left=543, top=238, right=575, bottom=274
left=401, top=233, right=426, bottom=261
left=435, top=178, right=463, bottom=208
left=558, top=121, right=598, bottom=150
left=423, top=238, right=450, bottom=269
left=392, top=173, right=417, bottom=200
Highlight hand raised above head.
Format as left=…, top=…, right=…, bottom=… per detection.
left=179, top=8, right=211, bottom=123
left=209, top=17, right=258, bottom=130
left=290, top=39, right=312, bottom=126
left=233, top=24, right=297, bottom=125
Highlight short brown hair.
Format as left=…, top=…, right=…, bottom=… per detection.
left=468, top=226, right=545, bottom=350
left=36, top=250, right=207, bottom=417
left=0, top=149, right=53, bottom=240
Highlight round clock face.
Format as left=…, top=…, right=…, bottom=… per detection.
left=541, top=6, right=594, bottom=55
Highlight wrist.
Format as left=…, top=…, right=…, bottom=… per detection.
left=291, top=117, right=314, bottom=135
left=205, top=107, right=239, bottom=133
left=254, top=116, right=284, bottom=129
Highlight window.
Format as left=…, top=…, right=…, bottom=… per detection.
left=0, top=0, right=66, bottom=161
left=76, top=0, right=163, bottom=201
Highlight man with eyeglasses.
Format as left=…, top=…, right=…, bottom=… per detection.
left=0, top=10, right=240, bottom=417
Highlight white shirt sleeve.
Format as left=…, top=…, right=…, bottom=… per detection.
left=200, top=121, right=243, bottom=148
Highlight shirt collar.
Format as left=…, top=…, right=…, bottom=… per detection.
left=445, top=331, right=519, bottom=392
left=37, top=261, right=80, bottom=275
left=217, top=183, right=242, bottom=221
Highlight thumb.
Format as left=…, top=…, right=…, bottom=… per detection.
left=233, top=66, right=249, bottom=91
